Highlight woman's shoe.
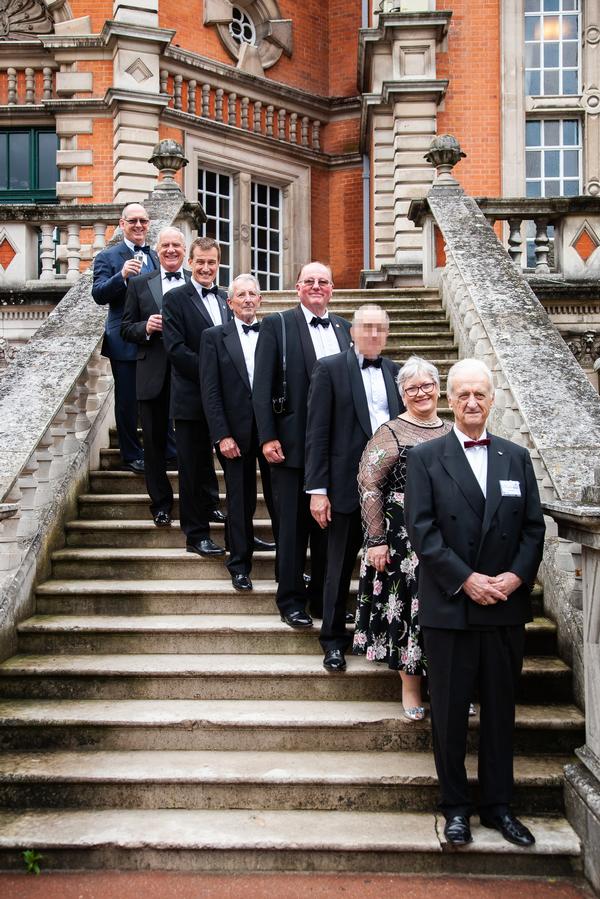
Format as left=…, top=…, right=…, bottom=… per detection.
left=402, top=704, right=426, bottom=722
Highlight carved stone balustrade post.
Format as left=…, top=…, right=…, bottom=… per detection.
left=301, top=116, right=309, bottom=147
left=85, top=349, right=105, bottom=415
left=49, top=409, right=68, bottom=479
left=215, top=88, right=224, bottom=122
left=74, top=371, right=92, bottom=437
left=16, top=454, right=40, bottom=540
left=534, top=216, right=551, bottom=274
left=43, top=67, right=53, bottom=100
left=278, top=109, right=286, bottom=140
left=173, top=74, right=183, bottom=110
left=266, top=105, right=274, bottom=137
left=92, top=224, right=107, bottom=258
left=188, top=80, right=197, bottom=114
left=33, top=429, right=54, bottom=509
left=39, top=224, right=56, bottom=282
left=63, top=388, right=81, bottom=455
left=66, top=224, right=81, bottom=282
left=228, top=92, right=237, bottom=126
left=25, top=68, right=35, bottom=105
left=160, top=69, right=168, bottom=93
left=7, top=68, right=16, bottom=105
left=0, top=500, right=21, bottom=573
left=312, top=120, right=320, bottom=151
left=507, top=217, right=523, bottom=266
left=289, top=112, right=297, bottom=143
left=253, top=101, right=262, bottom=132
left=202, top=84, right=210, bottom=117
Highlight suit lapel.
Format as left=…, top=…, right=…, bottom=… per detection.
left=223, top=320, right=251, bottom=391
left=189, top=284, right=216, bottom=329
left=440, top=430, right=486, bottom=521
left=347, top=349, right=372, bottom=439
left=293, top=305, right=317, bottom=379
left=382, top=360, right=401, bottom=418
left=480, top=435, right=512, bottom=540
left=148, top=271, right=163, bottom=312
left=217, top=292, right=229, bottom=325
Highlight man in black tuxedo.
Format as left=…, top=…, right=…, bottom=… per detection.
left=253, top=262, right=351, bottom=628
left=404, top=358, right=545, bottom=849
left=121, top=226, right=188, bottom=527
left=201, top=274, right=277, bottom=592
left=92, top=203, right=159, bottom=473
left=163, top=237, right=229, bottom=557
left=305, top=304, right=402, bottom=671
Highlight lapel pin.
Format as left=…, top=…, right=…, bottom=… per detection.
left=498, top=451, right=503, bottom=455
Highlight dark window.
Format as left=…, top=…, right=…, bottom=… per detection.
left=0, top=129, right=58, bottom=203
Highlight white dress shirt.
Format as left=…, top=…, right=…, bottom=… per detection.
left=160, top=266, right=185, bottom=294
left=300, top=303, right=341, bottom=359
left=454, top=424, right=488, bottom=498
left=357, top=351, right=390, bottom=434
left=234, top=315, right=259, bottom=387
left=192, top=279, right=222, bottom=326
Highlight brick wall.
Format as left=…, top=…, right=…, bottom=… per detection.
left=311, top=164, right=363, bottom=287
left=69, top=0, right=112, bottom=33
left=78, top=119, right=114, bottom=203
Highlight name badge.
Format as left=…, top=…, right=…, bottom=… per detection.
left=500, top=480, right=521, bottom=497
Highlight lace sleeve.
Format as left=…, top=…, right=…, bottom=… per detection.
left=358, top=423, right=402, bottom=547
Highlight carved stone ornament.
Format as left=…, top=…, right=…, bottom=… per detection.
left=148, top=139, right=189, bottom=194
left=566, top=330, right=600, bottom=365
left=424, top=134, right=467, bottom=183
left=204, top=0, right=292, bottom=76
left=0, top=0, right=54, bottom=40
left=0, top=336, right=17, bottom=366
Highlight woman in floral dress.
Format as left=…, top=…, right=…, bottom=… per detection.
left=353, top=356, right=451, bottom=720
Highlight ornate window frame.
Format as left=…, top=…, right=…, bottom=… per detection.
left=204, top=0, right=292, bottom=76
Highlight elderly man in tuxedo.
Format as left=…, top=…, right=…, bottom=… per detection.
left=305, top=304, right=402, bottom=671
left=253, top=262, right=351, bottom=628
left=92, top=203, right=158, bottom=473
left=200, top=274, right=277, bottom=592
left=163, top=237, right=229, bottom=557
left=404, top=358, right=545, bottom=849
left=121, top=226, right=188, bottom=527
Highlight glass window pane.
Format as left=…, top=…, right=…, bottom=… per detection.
left=257, top=251, right=267, bottom=271
left=563, top=41, right=578, bottom=68
left=525, top=16, right=541, bottom=41
left=206, top=171, right=216, bottom=192
left=544, top=42, right=559, bottom=67
left=543, top=69, right=560, bottom=93
left=270, top=253, right=280, bottom=274
left=525, top=0, right=540, bottom=9
left=270, top=210, right=279, bottom=230
left=562, top=15, right=578, bottom=38
left=525, top=70, right=541, bottom=94
left=8, top=133, right=29, bottom=189
left=256, top=183, right=267, bottom=205
left=269, top=231, right=279, bottom=251
left=205, top=194, right=216, bottom=216
left=219, top=174, right=229, bottom=193
left=269, top=186, right=279, bottom=207
left=0, top=135, right=7, bottom=190
left=219, top=196, right=229, bottom=218
left=526, top=120, right=542, bottom=146
left=543, top=16, right=559, bottom=40
left=37, top=132, right=58, bottom=190
left=563, top=69, right=578, bottom=94
left=525, top=42, right=540, bottom=67
left=526, top=180, right=542, bottom=197
left=563, top=179, right=579, bottom=196
left=544, top=120, right=560, bottom=145
left=256, top=228, right=267, bottom=249
left=545, top=150, right=560, bottom=176
left=257, top=206, right=267, bottom=227
left=563, top=120, right=579, bottom=144
left=564, top=149, right=579, bottom=176
left=544, top=179, right=561, bottom=196
left=218, top=220, right=229, bottom=242
left=526, top=151, right=542, bottom=177
left=563, top=0, right=577, bottom=8
left=220, top=245, right=229, bottom=265
left=543, top=0, right=559, bottom=9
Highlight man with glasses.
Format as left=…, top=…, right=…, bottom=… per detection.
left=92, top=204, right=158, bottom=474
left=253, top=262, right=351, bottom=628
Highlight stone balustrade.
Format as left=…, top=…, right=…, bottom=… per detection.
left=0, top=63, right=56, bottom=105
left=159, top=67, right=322, bottom=152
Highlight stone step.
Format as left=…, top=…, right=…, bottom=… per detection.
left=78, top=493, right=269, bottom=517
left=49, top=548, right=278, bottom=581
left=0, top=808, right=580, bottom=875
left=64, top=519, right=275, bottom=548
left=0, top=750, right=570, bottom=815
left=0, top=698, right=585, bottom=754
left=0, top=651, right=570, bottom=703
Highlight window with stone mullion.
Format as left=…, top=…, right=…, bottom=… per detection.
left=251, top=181, right=281, bottom=291
left=198, top=168, right=233, bottom=288
left=524, top=0, right=580, bottom=97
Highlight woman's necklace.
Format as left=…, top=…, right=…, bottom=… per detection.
left=400, top=410, right=443, bottom=429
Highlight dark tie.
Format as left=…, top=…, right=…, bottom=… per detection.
left=463, top=438, right=490, bottom=448
left=133, top=244, right=151, bottom=254
left=201, top=286, right=217, bottom=299
left=242, top=322, right=260, bottom=334
left=362, top=356, right=382, bottom=369
left=310, top=315, right=330, bottom=328
left=165, top=271, right=182, bottom=281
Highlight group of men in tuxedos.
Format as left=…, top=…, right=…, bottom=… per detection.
left=93, top=210, right=546, bottom=849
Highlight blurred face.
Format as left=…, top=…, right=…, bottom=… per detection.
left=403, top=371, right=440, bottom=420
left=296, top=263, right=333, bottom=316
left=157, top=229, right=185, bottom=272
left=190, top=246, right=220, bottom=287
left=448, top=371, right=494, bottom=438
left=120, top=204, right=149, bottom=245
left=351, top=310, right=389, bottom=359
left=228, top=278, right=262, bottom=323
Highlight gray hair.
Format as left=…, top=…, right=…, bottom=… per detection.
left=396, top=355, right=440, bottom=396
left=228, top=273, right=261, bottom=299
left=447, top=358, right=494, bottom=397
left=352, top=303, right=390, bottom=328
left=156, top=226, right=186, bottom=248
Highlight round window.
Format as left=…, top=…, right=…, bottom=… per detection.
left=229, top=7, right=256, bottom=46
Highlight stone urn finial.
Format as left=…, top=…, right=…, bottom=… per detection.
left=148, top=139, right=188, bottom=194
left=424, top=134, right=466, bottom=184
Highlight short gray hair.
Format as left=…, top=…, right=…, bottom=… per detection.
left=156, top=226, right=185, bottom=248
left=396, top=355, right=440, bottom=396
left=352, top=303, right=390, bottom=328
left=228, top=273, right=261, bottom=299
left=447, top=358, right=494, bottom=397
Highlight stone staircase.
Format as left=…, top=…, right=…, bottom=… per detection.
left=0, top=289, right=584, bottom=874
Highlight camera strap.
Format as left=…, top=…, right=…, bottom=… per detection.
left=278, top=311, right=287, bottom=403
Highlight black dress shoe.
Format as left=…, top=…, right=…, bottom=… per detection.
left=480, top=812, right=535, bottom=847
left=345, top=611, right=355, bottom=624
left=232, top=574, right=253, bottom=592
left=122, top=458, right=144, bottom=474
left=153, top=511, right=172, bottom=528
left=280, top=610, right=313, bottom=629
left=253, top=537, right=276, bottom=551
left=209, top=509, right=227, bottom=523
left=323, top=649, right=346, bottom=672
left=443, top=816, right=472, bottom=846
left=186, top=538, right=226, bottom=557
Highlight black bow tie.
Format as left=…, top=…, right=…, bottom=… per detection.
left=164, top=271, right=182, bottom=281
left=310, top=315, right=330, bottom=328
left=463, top=438, right=490, bottom=449
left=133, top=245, right=150, bottom=254
left=200, top=286, right=217, bottom=299
left=362, top=356, right=382, bottom=369
left=242, top=322, right=260, bottom=334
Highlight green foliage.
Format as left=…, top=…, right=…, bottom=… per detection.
left=22, top=849, right=43, bottom=875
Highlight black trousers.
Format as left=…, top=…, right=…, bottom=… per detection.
left=174, top=417, right=220, bottom=543
left=269, top=465, right=326, bottom=616
left=220, top=438, right=278, bottom=576
left=110, top=358, right=142, bottom=463
left=138, top=373, right=173, bottom=517
left=423, top=624, right=525, bottom=819
left=319, top=508, right=362, bottom=652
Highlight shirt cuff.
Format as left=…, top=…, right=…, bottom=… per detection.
left=306, top=488, right=327, bottom=495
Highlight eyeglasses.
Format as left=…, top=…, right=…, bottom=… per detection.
left=299, top=278, right=332, bottom=288
left=404, top=381, right=436, bottom=398
left=124, top=217, right=149, bottom=225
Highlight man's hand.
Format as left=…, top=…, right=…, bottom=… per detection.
left=463, top=572, right=508, bottom=605
left=310, top=495, right=331, bottom=529
left=121, top=258, right=143, bottom=279
left=262, top=440, right=285, bottom=464
left=219, top=437, right=241, bottom=459
left=146, top=313, right=163, bottom=335
left=367, top=544, right=391, bottom=573
left=491, top=571, right=523, bottom=597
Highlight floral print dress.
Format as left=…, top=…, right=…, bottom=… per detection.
left=352, top=416, right=451, bottom=672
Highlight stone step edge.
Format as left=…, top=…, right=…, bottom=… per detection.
left=64, top=519, right=273, bottom=531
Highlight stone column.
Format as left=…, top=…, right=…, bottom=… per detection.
left=583, top=0, right=600, bottom=197
left=233, top=172, right=252, bottom=275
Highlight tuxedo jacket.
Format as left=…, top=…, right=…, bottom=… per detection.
left=92, top=240, right=159, bottom=362
left=200, top=319, right=260, bottom=454
left=162, top=280, right=230, bottom=420
left=305, top=349, right=403, bottom=514
left=120, top=269, right=191, bottom=401
left=404, top=429, right=545, bottom=630
left=253, top=305, right=351, bottom=469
